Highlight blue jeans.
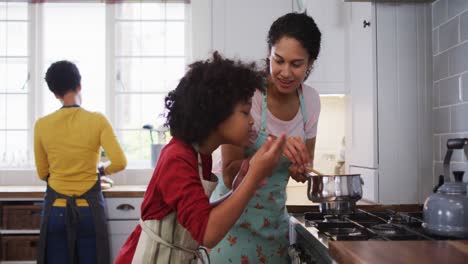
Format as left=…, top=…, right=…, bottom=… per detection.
left=45, top=206, right=97, bottom=264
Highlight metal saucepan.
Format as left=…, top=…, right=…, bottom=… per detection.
left=305, top=167, right=363, bottom=215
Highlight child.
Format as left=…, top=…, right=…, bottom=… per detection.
left=115, top=52, right=286, bottom=264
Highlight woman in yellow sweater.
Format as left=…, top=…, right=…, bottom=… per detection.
left=34, top=60, right=126, bottom=264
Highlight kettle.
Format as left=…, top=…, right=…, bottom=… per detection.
left=423, top=138, right=468, bottom=238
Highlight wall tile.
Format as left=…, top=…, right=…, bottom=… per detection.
left=433, top=81, right=440, bottom=107
left=451, top=102, right=468, bottom=132
left=433, top=0, right=448, bottom=28
left=448, top=0, right=468, bottom=18
left=439, top=75, right=462, bottom=106
left=433, top=51, right=449, bottom=80
left=433, top=107, right=450, bottom=133
left=434, top=161, right=443, bottom=182
left=433, top=28, right=439, bottom=55
left=439, top=17, right=459, bottom=51
left=461, top=11, right=468, bottom=42
left=434, top=135, right=441, bottom=161
left=463, top=72, right=468, bottom=102
left=448, top=41, right=468, bottom=75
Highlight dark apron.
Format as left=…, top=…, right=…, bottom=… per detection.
left=37, top=175, right=110, bottom=264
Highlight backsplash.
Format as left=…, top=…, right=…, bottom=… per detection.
left=287, top=95, right=346, bottom=189
left=314, top=95, right=346, bottom=175
left=432, top=0, right=468, bottom=182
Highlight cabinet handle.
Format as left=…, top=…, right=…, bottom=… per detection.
left=363, top=20, right=371, bottom=28
left=116, top=204, right=135, bottom=211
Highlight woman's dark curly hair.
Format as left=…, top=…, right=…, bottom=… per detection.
left=164, top=51, right=263, bottom=145
left=45, top=60, right=81, bottom=97
left=266, top=12, right=322, bottom=80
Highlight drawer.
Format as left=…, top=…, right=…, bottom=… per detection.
left=0, top=235, right=39, bottom=261
left=105, top=198, right=142, bottom=220
left=2, top=205, right=42, bottom=230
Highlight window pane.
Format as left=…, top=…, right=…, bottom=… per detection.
left=0, top=131, right=29, bottom=168
left=0, top=23, right=4, bottom=55
left=117, top=130, right=151, bottom=165
left=141, top=3, right=165, bottom=20
left=6, top=22, right=28, bottom=56
left=116, top=3, right=171, bottom=20
left=115, top=94, right=166, bottom=130
left=166, top=22, right=184, bottom=56
left=0, top=3, right=28, bottom=20
left=166, top=3, right=184, bottom=20
left=43, top=3, right=105, bottom=114
left=6, top=94, right=27, bottom=129
left=0, top=58, right=28, bottom=93
left=117, top=21, right=169, bottom=56
left=165, top=58, right=185, bottom=82
left=116, top=21, right=143, bottom=56
left=116, top=57, right=184, bottom=92
left=0, top=95, right=5, bottom=129
left=141, top=22, right=165, bottom=55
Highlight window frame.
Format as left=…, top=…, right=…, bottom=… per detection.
left=0, top=1, right=191, bottom=170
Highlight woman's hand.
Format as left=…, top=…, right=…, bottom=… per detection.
left=283, top=136, right=310, bottom=166
left=289, top=164, right=308, bottom=183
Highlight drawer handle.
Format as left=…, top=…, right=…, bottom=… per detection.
left=116, top=204, right=135, bottom=211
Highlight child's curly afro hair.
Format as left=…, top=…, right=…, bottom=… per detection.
left=164, top=51, right=263, bottom=145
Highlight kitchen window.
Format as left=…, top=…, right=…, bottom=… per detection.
left=0, top=1, right=189, bottom=169
left=0, top=2, right=29, bottom=169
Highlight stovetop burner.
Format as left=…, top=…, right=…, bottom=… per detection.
left=327, top=227, right=358, bottom=235
left=301, top=208, right=456, bottom=242
left=371, top=224, right=398, bottom=236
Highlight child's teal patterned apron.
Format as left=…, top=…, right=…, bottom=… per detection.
left=210, top=89, right=307, bottom=264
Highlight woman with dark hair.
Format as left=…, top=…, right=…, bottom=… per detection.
left=115, top=52, right=287, bottom=264
left=210, top=12, right=322, bottom=263
left=34, top=60, right=127, bottom=264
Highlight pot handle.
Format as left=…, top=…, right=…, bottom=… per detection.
left=443, top=138, right=468, bottom=182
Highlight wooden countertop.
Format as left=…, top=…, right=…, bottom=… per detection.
left=0, top=185, right=147, bottom=198
left=329, top=240, right=468, bottom=264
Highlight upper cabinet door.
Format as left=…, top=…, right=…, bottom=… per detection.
left=212, top=0, right=292, bottom=64
left=302, top=0, right=348, bottom=94
left=346, top=2, right=378, bottom=169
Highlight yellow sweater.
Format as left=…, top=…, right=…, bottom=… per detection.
left=34, top=107, right=126, bottom=207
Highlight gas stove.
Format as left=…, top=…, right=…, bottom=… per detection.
left=289, top=206, right=462, bottom=264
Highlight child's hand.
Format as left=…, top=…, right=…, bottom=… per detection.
left=248, top=134, right=286, bottom=183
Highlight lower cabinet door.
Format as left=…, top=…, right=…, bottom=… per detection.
left=108, top=220, right=139, bottom=263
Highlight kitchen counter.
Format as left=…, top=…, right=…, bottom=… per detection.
left=329, top=240, right=468, bottom=264
left=0, top=185, right=147, bottom=199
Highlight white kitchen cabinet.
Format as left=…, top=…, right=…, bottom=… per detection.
left=346, top=2, right=433, bottom=204
left=300, top=0, right=348, bottom=94
left=212, top=0, right=292, bottom=64
left=106, top=197, right=142, bottom=263
left=346, top=2, right=378, bottom=170
left=108, top=219, right=138, bottom=263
